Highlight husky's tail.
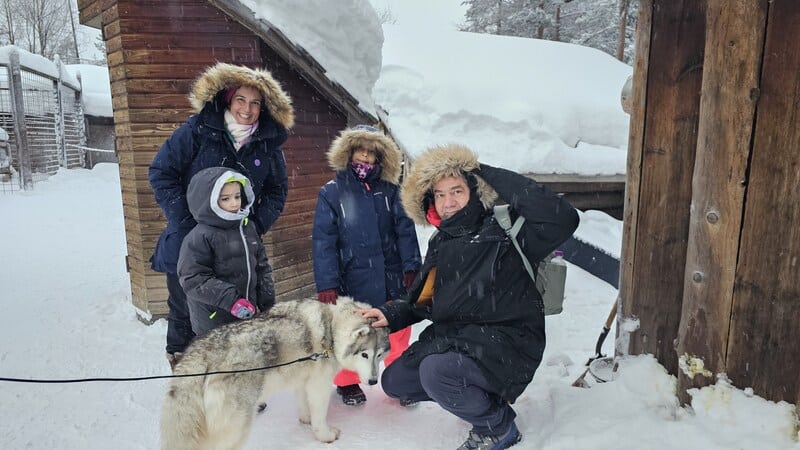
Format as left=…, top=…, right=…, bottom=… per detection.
left=160, top=360, right=207, bottom=450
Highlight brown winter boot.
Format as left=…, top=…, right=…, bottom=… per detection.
left=166, top=352, right=184, bottom=373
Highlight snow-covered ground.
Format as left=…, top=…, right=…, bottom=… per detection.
left=0, top=164, right=796, bottom=449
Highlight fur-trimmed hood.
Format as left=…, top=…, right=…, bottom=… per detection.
left=189, top=62, right=294, bottom=129
left=401, top=144, right=498, bottom=225
left=326, top=125, right=403, bottom=185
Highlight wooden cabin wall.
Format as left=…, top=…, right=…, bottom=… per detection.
left=78, top=0, right=346, bottom=315
left=618, top=0, right=706, bottom=377
left=257, top=42, right=347, bottom=301
left=101, top=0, right=258, bottom=315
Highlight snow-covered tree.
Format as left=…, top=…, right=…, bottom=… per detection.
left=562, top=0, right=637, bottom=62
left=461, top=0, right=638, bottom=63
left=461, top=1, right=586, bottom=42
left=462, top=0, right=495, bottom=34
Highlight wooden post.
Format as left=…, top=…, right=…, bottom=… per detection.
left=616, top=0, right=630, bottom=61
left=54, top=55, right=67, bottom=167
left=675, top=0, right=767, bottom=403
left=726, top=0, right=800, bottom=406
left=624, top=0, right=800, bottom=405
left=74, top=71, right=87, bottom=168
left=8, top=50, right=32, bottom=190
left=617, top=0, right=652, bottom=355
left=618, top=0, right=706, bottom=376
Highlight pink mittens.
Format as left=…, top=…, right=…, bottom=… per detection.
left=230, top=298, right=256, bottom=319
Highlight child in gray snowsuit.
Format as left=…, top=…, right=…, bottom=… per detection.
left=177, top=166, right=275, bottom=336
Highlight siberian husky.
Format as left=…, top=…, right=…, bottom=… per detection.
left=160, top=297, right=390, bottom=450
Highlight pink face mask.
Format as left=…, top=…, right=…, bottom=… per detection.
left=351, top=162, right=376, bottom=181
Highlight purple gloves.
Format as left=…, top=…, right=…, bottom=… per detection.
left=317, top=289, right=338, bottom=305
left=230, top=298, right=256, bottom=319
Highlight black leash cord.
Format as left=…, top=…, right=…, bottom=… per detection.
left=0, top=352, right=327, bottom=384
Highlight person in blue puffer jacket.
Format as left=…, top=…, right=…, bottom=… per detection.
left=149, top=62, right=293, bottom=371
left=312, top=125, right=421, bottom=406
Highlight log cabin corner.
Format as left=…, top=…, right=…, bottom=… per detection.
left=77, top=0, right=376, bottom=319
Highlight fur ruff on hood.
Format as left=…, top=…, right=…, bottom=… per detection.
left=326, top=126, right=403, bottom=185
left=189, top=62, right=294, bottom=129
left=401, top=144, right=498, bottom=225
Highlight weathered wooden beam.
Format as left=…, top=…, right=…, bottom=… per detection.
left=618, top=0, right=653, bottom=336
left=619, top=0, right=707, bottom=376
left=726, top=0, right=800, bottom=406
left=8, top=50, right=32, bottom=190
left=675, top=0, right=767, bottom=402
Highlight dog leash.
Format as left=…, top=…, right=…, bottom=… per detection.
left=0, top=351, right=330, bottom=384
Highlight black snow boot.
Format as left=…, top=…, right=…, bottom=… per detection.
left=336, top=384, right=366, bottom=406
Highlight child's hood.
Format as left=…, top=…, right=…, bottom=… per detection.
left=326, top=125, right=403, bottom=185
left=186, top=167, right=255, bottom=228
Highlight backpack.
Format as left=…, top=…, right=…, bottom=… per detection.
left=492, top=205, right=566, bottom=315
left=428, top=205, right=567, bottom=315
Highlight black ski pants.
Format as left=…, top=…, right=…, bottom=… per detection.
left=165, top=272, right=195, bottom=354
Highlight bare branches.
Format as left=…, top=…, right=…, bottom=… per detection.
left=0, top=0, right=74, bottom=60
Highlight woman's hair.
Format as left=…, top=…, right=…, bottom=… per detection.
left=224, top=86, right=239, bottom=105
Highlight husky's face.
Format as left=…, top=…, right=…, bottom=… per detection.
left=338, top=324, right=390, bottom=385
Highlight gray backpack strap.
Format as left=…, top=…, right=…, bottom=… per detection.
left=493, top=205, right=536, bottom=284
left=494, top=204, right=513, bottom=230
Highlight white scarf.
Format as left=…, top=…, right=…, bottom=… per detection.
left=224, top=109, right=258, bottom=150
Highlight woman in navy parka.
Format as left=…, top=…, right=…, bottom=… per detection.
left=312, top=125, right=421, bottom=406
left=149, top=62, right=294, bottom=370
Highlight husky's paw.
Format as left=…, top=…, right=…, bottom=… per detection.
left=298, top=413, right=311, bottom=425
left=312, top=426, right=340, bottom=443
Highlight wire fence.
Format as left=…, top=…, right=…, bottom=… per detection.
left=0, top=48, right=88, bottom=193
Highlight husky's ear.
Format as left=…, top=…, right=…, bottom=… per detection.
left=352, top=324, right=372, bottom=339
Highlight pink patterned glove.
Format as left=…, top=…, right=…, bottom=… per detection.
left=230, top=298, right=256, bottom=319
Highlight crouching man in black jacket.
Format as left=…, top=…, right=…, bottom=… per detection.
left=358, top=144, right=579, bottom=450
